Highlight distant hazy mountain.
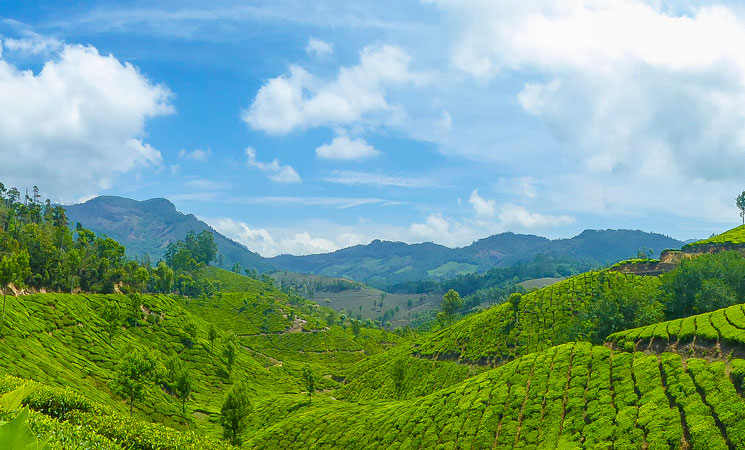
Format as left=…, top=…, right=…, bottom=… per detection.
left=271, top=229, right=685, bottom=286
left=64, top=196, right=274, bottom=272
left=65, top=196, right=685, bottom=287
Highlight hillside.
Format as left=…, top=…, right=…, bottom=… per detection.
left=684, top=224, right=745, bottom=249
left=65, top=196, right=273, bottom=272
left=271, top=229, right=685, bottom=287
left=244, top=341, right=745, bottom=449
left=269, top=271, right=441, bottom=326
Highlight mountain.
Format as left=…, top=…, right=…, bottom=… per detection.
left=271, top=229, right=685, bottom=287
left=64, top=196, right=274, bottom=272
left=64, top=196, right=685, bottom=288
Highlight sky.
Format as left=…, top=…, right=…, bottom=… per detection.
left=2, top=0, right=745, bottom=256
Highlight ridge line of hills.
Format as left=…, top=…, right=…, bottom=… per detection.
left=65, top=195, right=688, bottom=288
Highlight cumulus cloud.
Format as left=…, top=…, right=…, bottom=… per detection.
left=410, top=191, right=574, bottom=247
left=315, top=135, right=381, bottom=160
left=305, top=37, right=333, bottom=57
left=245, top=147, right=301, bottom=183
left=430, top=0, right=745, bottom=185
left=468, top=190, right=496, bottom=218
left=208, top=217, right=366, bottom=256
left=178, top=148, right=211, bottom=161
left=498, top=204, right=574, bottom=229
left=0, top=43, right=172, bottom=200
left=243, top=44, right=423, bottom=134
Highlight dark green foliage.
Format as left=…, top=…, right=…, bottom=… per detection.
left=440, top=289, right=463, bottom=326
left=223, top=333, right=237, bottom=374
left=301, top=366, right=315, bottom=402
left=164, top=230, right=217, bottom=270
left=174, top=370, right=192, bottom=414
left=220, top=383, right=250, bottom=445
left=183, top=321, right=197, bottom=348
left=391, top=358, right=407, bottom=399
left=208, top=324, right=218, bottom=353
left=100, top=301, right=123, bottom=344
left=662, top=250, right=745, bottom=318
left=580, top=274, right=664, bottom=343
left=110, top=348, right=157, bottom=415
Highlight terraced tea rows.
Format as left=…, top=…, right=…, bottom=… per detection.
left=608, top=303, right=745, bottom=356
left=244, top=342, right=745, bottom=449
left=414, top=271, right=629, bottom=365
left=0, top=291, right=330, bottom=434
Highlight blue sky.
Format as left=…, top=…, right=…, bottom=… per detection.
left=2, top=0, right=745, bottom=255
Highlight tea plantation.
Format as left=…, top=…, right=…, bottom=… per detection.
left=7, top=246, right=745, bottom=447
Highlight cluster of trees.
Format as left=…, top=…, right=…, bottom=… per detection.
left=577, top=250, right=745, bottom=343
left=0, top=182, right=228, bottom=304
left=163, top=230, right=221, bottom=296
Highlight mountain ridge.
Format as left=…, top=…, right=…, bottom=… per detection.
left=64, top=195, right=274, bottom=272
left=64, top=196, right=686, bottom=288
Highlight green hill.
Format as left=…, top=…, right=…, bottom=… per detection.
left=243, top=341, right=745, bottom=450
left=608, top=302, right=745, bottom=356
left=412, top=271, right=628, bottom=365
left=64, top=196, right=274, bottom=272
left=684, top=224, right=745, bottom=248
left=270, top=229, right=684, bottom=288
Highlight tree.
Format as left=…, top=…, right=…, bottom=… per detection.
left=231, top=262, right=242, bottom=274
left=301, top=365, right=315, bottom=403
left=127, top=293, right=142, bottom=327
left=153, top=261, right=174, bottom=293
left=101, top=301, right=123, bottom=344
left=350, top=319, right=361, bottom=338
left=183, top=321, right=198, bottom=348
left=0, top=250, right=30, bottom=332
left=111, top=348, right=157, bottom=415
left=738, top=191, right=745, bottom=224
left=508, top=292, right=522, bottom=325
left=220, top=383, right=251, bottom=445
left=208, top=324, right=218, bottom=353
left=223, top=333, right=237, bottom=373
left=694, top=278, right=735, bottom=314
left=441, top=289, right=464, bottom=326
left=175, top=369, right=192, bottom=414
left=391, top=358, right=407, bottom=399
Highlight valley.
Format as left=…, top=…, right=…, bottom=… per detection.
left=3, top=186, right=745, bottom=449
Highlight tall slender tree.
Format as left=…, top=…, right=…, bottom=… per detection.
left=737, top=191, right=745, bottom=224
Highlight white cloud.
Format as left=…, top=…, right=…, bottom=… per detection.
left=243, top=44, right=423, bottom=134
left=498, top=204, right=574, bottom=229
left=430, top=0, right=745, bottom=182
left=315, top=135, right=381, bottom=160
left=0, top=43, right=172, bottom=200
left=2, top=34, right=62, bottom=56
left=323, top=170, right=435, bottom=188
left=417, top=0, right=745, bottom=226
left=208, top=217, right=367, bottom=256
left=468, top=189, right=496, bottom=218
left=245, top=147, right=301, bottom=183
left=178, top=148, right=211, bottom=161
left=305, top=37, right=333, bottom=57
